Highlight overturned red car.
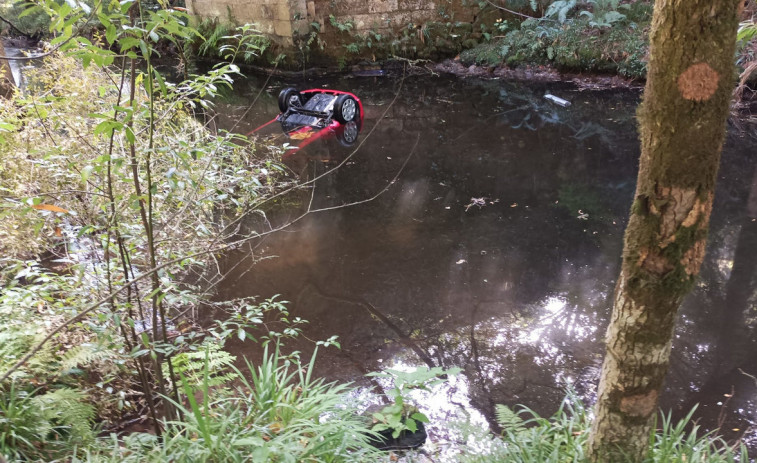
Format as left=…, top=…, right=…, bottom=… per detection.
left=249, top=87, right=364, bottom=151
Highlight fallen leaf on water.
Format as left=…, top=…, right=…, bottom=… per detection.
left=32, top=204, right=69, bottom=213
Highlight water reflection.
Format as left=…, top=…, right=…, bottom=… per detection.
left=214, top=74, right=757, bottom=452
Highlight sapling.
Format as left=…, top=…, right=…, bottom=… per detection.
left=367, top=366, right=461, bottom=439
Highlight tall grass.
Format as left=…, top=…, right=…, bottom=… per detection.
left=453, top=393, right=748, bottom=463
left=75, top=343, right=384, bottom=463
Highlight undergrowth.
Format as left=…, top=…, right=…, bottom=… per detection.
left=462, top=1, right=652, bottom=79
left=73, top=344, right=384, bottom=463
left=453, top=393, right=748, bottom=463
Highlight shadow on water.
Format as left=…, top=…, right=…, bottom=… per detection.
left=213, top=73, right=757, bottom=452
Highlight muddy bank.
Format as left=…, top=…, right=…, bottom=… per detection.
left=431, top=58, right=644, bottom=90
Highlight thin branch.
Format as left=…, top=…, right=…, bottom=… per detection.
left=740, top=368, right=757, bottom=387
left=0, top=0, right=102, bottom=61
left=0, top=129, right=419, bottom=384
left=0, top=12, right=29, bottom=36
left=484, top=0, right=541, bottom=20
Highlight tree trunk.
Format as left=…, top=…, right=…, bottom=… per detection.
left=0, top=41, right=15, bottom=99
left=587, top=1, right=741, bottom=461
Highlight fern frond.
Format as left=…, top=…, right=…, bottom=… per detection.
left=495, top=404, right=526, bottom=433
left=59, top=343, right=115, bottom=374
left=166, top=343, right=237, bottom=388
left=0, top=328, right=60, bottom=381
left=31, top=388, right=95, bottom=444
left=199, top=21, right=233, bottom=56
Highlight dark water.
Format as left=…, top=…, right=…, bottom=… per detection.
left=214, top=72, right=757, bottom=453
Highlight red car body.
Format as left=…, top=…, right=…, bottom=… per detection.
left=249, top=88, right=364, bottom=154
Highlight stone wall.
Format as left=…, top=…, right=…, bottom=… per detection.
left=187, top=0, right=484, bottom=51
left=186, top=0, right=307, bottom=40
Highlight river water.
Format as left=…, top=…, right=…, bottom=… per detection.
left=213, top=71, right=757, bottom=454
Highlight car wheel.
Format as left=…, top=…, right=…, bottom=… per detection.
left=334, top=94, right=358, bottom=123
left=278, top=88, right=301, bottom=112
left=336, top=121, right=360, bottom=147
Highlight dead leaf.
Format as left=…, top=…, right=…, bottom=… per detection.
left=32, top=204, right=69, bottom=213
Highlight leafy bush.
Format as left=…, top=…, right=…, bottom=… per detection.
left=1, top=383, right=95, bottom=461
left=194, top=19, right=271, bottom=63
left=462, top=0, right=651, bottom=78
left=452, top=393, right=747, bottom=463
left=461, top=15, right=648, bottom=78
left=78, top=344, right=383, bottom=463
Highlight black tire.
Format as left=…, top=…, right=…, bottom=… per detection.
left=278, top=88, right=301, bottom=113
left=333, top=94, right=359, bottom=123
left=336, top=120, right=360, bottom=147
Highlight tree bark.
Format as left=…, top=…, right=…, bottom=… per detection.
left=587, top=1, right=741, bottom=461
left=0, top=41, right=15, bottom=99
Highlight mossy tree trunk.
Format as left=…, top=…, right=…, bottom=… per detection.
left=587, top=1, right=742, bottom=461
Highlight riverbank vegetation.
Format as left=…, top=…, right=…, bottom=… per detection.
left=1, top=1, right=754, bottom=462
left=463, top=0, right=757, bottom=91
left=455, top=394, right=747, bottom=463
left=461, top=0, right=652, bottom=79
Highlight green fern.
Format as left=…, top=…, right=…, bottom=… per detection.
left=198, top=19, right=233, bottom=57
left=31, top=387, right=95, bottom=445
left=495, top=404, right=526, bottom=433
left=0, top=328, right=35, bottom=372
left=59, top=343, right=115, bottom=374
left=165, top=344, right=237, bottom=388
left=0, top=328, right=62, bottom=382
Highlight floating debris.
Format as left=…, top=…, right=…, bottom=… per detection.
left=545, top=93, right=571, bottom=107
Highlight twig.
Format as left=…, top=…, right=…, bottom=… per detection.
left=0, top=12, right=29, bottom=36
left=0, top=132, right=419, bottom=384
left=739, top=368, right=757, bottom=387
left=484, top=0, right=541, bottom=20
left=716, top=385, right=734, bottom=431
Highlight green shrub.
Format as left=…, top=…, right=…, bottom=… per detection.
left=462, top=1, right=650, bottom=78
left=1, top=383, right=95, bottom=461
left=79, top=344, right=384, bottom=463
left=453, top=393, right=747, bottom=463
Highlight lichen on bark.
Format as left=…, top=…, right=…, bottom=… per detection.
left=587, top=1, right=741, bottom=461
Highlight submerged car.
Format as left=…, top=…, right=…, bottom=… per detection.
left=249, top=87, right=364, bottom=151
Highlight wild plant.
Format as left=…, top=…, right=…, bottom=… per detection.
left=452, top=392, right=747, bottom=463
left=0, top=0, right=299, bottom=449
left=367, top=366, right=461, bottom=439
left=78, top=343, right=384, bottom=462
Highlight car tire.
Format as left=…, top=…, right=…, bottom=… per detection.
left=336, top=121, right=360, bottom=147
left=278, top=88, right=301, bottom=112
left=334, top=94, right=359, bottom=123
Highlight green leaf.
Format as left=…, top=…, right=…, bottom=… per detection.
left=106, top=24, right=117, bottom=44
left=411, top=412, right=429, bottom=423
left=124, top=125, right=135, bottom=145
left=153, top=70, right=168, bottom=97
left=232, top=437, right=266, bottom=446
left=81, top=165, right=94, bottom=182
left=405, top=417, right=418, bottom=432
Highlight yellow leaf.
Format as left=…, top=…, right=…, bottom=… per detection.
left=32, top=204, right=69, bottom=213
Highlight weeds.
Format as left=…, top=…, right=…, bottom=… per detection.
left=75, top=344, right=383, bottom=463
left=463, top=0, right=651, bottom=79
left=453, top=392, right=747, bottom=463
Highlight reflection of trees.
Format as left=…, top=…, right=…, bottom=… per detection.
left=216, top=76, right=757, bottom=446
left=670, top=165, right=757, bottom=439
